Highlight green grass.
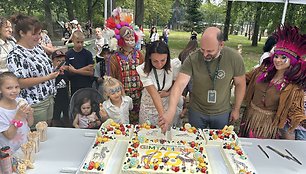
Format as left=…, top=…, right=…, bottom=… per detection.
left=144, top=30, right=266, bottom=72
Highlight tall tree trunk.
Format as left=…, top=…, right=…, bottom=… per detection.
left=135, top=0, right=144, bottom=26
left=65, top=0, right=75, bottom=20
left=87, top=0, right=93, bottom=21
left=223, top=1, right=232, bottom=41
left=44, top=0, right=54, bottom=38
left=112, top=0, right=116, bottom=10
left=252, top=2, right=261, bottom=46
left=107, top=0, right=111, bottom=18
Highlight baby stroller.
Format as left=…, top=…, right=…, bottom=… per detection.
left=69, top=88, right=104, bottom=128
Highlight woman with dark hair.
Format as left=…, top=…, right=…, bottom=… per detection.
left=136, top=41, right=182, bottom=125
left=150, top=27, right=159, bottom=42
left=7, top=14, right=59, bottom=127
left=240, top=25, right=306, bottom=140
left=0, top=16, right=15, bottom=72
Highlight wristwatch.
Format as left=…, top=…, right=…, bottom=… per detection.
left=11, top=120, right=23, bottom=128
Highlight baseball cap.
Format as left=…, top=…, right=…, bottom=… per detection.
left=51, top=50, right=66, bottom=59
left=70, top=20, right=78, bottom=25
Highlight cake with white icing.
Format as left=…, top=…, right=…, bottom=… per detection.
left=98, top=119, right=133, bottom=140
left=221, top=142, right=256, bottom=174
left=121, top=135, right=212, bottom=174
left=133, top=122, right=167, bottom=140
left=202, top=125, right=238, bottom=145
left=79, top=141, right=115, bottom=173
left=170, top=123, right=205, bottom=143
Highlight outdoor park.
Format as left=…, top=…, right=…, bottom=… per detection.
left=1, top=0, right=305, bottom=72
left=1, top=0, right=306, bottom=174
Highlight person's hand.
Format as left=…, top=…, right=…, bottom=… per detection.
left=229, top=108, right=240, bottom=123
left=16, top=104, right=31, bottom=119
left=158, top=112, right=172, bottom=134
left=99, top=103, right=108, bottom=119
left=68, top=64, right=77, bottom=73
left=48, top=71, right=60, bottom=80
left=159, top=90, right=169, bottom=98
left=88, top=122, right=94, bottom=128
left=61, top=65, right=69, bottom=71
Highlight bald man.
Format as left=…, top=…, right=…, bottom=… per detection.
left=159, top=27, right=246, bottom=132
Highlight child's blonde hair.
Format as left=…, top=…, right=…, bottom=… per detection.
left=72, top=30, right=85, bottom=40
left=102, top=76, right=125, bottom=99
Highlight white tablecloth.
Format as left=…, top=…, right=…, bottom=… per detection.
left=27, top=127, right=306, bottom=174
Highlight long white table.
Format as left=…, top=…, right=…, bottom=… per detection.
left=27, top=127, right=306, bottom=174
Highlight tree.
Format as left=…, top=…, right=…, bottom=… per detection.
left=185, top=0, right=202, bottom=32
left=43, top=0, right=53, bottom=37
left=251, top=2, right=262, bottom=46
left=223, top=1, right=232, bottom=41
left=64, top=0, right=75, bottom=20
left=170, top=0, right=185, bottom=30
left=135, top=0, right=144, bottom=26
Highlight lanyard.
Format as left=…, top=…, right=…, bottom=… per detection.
left=153, top=68, right=166, bottom=91
left=204, top=56, right=221, bottom=90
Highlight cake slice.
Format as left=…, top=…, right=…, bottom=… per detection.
left=202, top=125, right=238, bottom=145
left=221, top=142, right=256, bottom=174
left=79, top=141, right=115, bottom=174
left=98, top=119, right=133, bottom=140
left=133, top=122, right=167, bottom=141
left=170, top=123, right=205, bottom=143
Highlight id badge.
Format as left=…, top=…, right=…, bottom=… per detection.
left=207, top=90, right=217, bottom=103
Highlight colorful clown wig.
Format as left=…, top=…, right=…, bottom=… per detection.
left=105, top=7, right=139, bottom=47
left=257, top=25, right=306, bottom=90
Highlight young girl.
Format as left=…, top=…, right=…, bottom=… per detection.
left=73, top=97, right=101, bottom=129
left=99, top=76, right=133, bottom=124
left=0, top=72, right=34, bottom=153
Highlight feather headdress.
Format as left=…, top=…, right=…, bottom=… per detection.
left=272, top=25, right=306, bottom=65
left=257, top=25, right=306, bottom=90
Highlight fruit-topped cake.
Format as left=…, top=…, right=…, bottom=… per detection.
left=121, top=135, right=212, bottom=174
left=133, top=121, right=167, bottom=140
left=98, top=119, right=133, bottom=140
left=221, top=142, right=256, bottom=174
left=202, top=125, right=238, bottom=145
left=79, top=141, right=115, bottom=174
left=170, top=123, right=205, bottom=143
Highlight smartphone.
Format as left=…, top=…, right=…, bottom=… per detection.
left=54, top=61, right=66, bottom=72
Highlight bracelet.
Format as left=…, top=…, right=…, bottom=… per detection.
left=11, top=120, right=23, bottom=128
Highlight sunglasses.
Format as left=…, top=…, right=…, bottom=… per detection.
left=107, top=86, right=122, bottom=95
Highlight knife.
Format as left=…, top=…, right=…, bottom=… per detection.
left=266, top=146, right=292, bottom=160
left=285, top=149, right=302, bottom=165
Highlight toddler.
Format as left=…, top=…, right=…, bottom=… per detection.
left=73, top=97, right=101, bottom=129
left=99, top=76, right=133, bottom=124
left=0, top=72, right=34, bottom=152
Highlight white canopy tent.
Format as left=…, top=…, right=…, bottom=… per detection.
left=229, top=0, right=306, bottom=24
